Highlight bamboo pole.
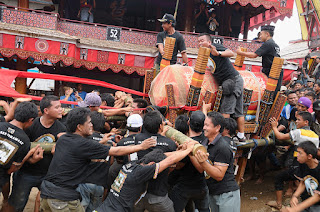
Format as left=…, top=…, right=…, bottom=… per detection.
left=160, top=37, right=176, bottom=72
left=105, top=115, right=127, bottom=122
left=236, top=138, right=293, bottom=149
left=164, top=126, right=207, bottom=155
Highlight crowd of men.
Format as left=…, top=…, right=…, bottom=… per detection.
left=1, top=80, right=320, bottom=212
left=0, top=12, right=320, bottom=212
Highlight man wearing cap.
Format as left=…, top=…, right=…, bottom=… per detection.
left=155, top=13, right=188, bottom=73
left=79, top=92, right=132, bottom=116
left=78, top=92, right=102, bottom=112
left=307, top=78, right=315, bottom=89
left=297, top=97, right=312, bottom=113
left=106, top=114, right=144, bottom=197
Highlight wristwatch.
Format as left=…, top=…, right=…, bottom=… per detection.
left=218, top=51, right=222, bottom=57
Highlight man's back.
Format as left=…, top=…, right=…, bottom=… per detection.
left=135, top=132, right=176, bottom=196
left=0, top=122, right=30, bottom=187
left=255, top=38, right=280, bottom=76
left=41, top=133, right=110, bottom=200
left=98, top=162, right=157, bottom=212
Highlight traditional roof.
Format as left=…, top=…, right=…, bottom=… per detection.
left=280, top=40, right=309, bottom=60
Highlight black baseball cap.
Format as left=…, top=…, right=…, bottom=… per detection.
left=313, top=100, right=320, bottom=111
left=158, top=14, right=176, bottom=25
left=261, top=25, right=275, bottom=32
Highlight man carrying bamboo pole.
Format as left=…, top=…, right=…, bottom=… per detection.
left=194, top=111, right=240, bottom=212
left=155, top=14, right=188, bottom=72
left=40, top=107, right=156, bottom=211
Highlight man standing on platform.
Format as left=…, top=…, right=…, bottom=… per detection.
left=155, top=13, right=188, bottom=73
left=236, top=25, right=282, bottom=91
left=198, top=33, right=245, bottom=142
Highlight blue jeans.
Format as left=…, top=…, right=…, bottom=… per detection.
left=8, top=170, right=45, bottom=211
left=80, top=8, right=93, bottom=23
left=76, top=183, right=104, bottom=212
left=169, top=184, right=210, bottom=212
left=209, top=189, right=240, bottom=212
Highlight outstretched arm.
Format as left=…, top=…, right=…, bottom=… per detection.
left=235, top=47, right=258, bottom=58
left=109, top=138, right=156, bottom=156
left=158, top=141, right=195, bottom=173
left=270, top=117, right=291, bottom=140
left=209, top=45, right=235, bottom=58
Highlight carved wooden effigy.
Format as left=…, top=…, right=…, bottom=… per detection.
left=143, top=69, right=156, bottom=104
left=260, top=93, right=287, bottom=138
left=212, top=88, right=223, bottom=112
left=243, top=88, right=253, bottom=116
left=198, top=90, right=214, bottom=109
left=160, top=37, right=176, bottom=72
left=186, top=47, right=211, bottom=110
left=165, top=83, right=178, bottom=124
left=257, top=57, right=284, bottom=135
left=308, top=56, right=318, bottom=76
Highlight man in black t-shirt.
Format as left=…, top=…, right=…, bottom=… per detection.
left=236, top=25, right=282, bottom=92
left=155, top=13, right=188, bottom=72
left=107, top=114, right=143, bottom=196
left=195, top=112, right=240, bottom=212
left=170, top=111, right=210, bottom=212
left=282, top=141, right=320, bottom=212
left=8, top=96, right=66, bottom=212
left=40, top=108, right=156, bottom=211
left=195, top=2, right=209, bottom=33
left=96, top=142, right=196, bottom=212
left=236, top=25, right=280, bottom=77
left=77, top=111, right=114, bottom=212
left=134, top=111, right=177, bottom=212
left=198, top=33, right=245, bottom=142
left=0, top=98, right=32, bottom=123
left=0, top=102, right=42, bottom=192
